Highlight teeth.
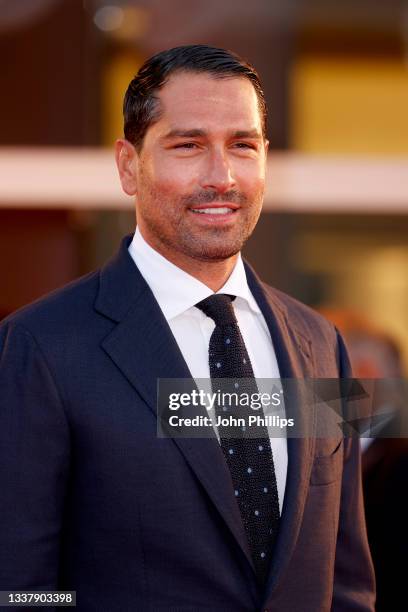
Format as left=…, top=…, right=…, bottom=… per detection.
left=191, top=207, right=233, bottom=214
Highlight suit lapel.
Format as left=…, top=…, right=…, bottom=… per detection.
left=95, top=236, right=254, bottom=571
left=244, top=262, right=317, bottom=598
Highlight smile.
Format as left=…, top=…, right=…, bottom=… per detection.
left=190, top=207, right=236, bottom=215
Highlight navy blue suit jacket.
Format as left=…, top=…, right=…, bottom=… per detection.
left=0, top=235, right=375, bottom=611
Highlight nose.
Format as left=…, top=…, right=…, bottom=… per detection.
left=200, top=148, right=236, bottom=193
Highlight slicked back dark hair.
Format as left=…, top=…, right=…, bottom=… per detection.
left=123, top=44, right=267, bottom=151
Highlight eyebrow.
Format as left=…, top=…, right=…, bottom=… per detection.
left=161, top=128, right=262, bottom=141
left=232, top=129, right=262, bottom=139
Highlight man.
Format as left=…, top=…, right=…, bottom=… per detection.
left=0, top=45, right=375, bottom=611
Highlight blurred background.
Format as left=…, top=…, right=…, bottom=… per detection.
left=1, top=0, right=408, bottom=372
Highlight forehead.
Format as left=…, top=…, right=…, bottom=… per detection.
left=152, top=71, right=262, bottom=134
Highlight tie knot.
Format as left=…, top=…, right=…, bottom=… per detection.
left=195, top=294, right=237, bottom=326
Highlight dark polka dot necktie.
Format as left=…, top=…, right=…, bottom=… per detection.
left=196, top=293, right=280, bottom=586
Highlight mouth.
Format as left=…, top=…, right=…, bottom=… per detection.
left=189, top=204, right=239, bottom=222
left=191, top=207, right=235, bottom=214
left=188, top=204, right=238, bottom=224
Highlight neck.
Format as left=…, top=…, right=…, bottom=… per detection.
left=139, top=231, right=239, bottom=292
left=167, top=254, right=239, bottom=293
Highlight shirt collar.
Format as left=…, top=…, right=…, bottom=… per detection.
left=128, top=227, right=261, bottom=321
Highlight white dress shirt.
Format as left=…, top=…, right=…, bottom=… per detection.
left=129, top=227, right=287, bottom=512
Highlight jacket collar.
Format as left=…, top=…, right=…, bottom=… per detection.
left=128, top=226, right=262, bottom=321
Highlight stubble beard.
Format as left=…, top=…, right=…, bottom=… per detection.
left=139, top=194, right=263, bottom=263
left=175, top=208, right=262, bottom=261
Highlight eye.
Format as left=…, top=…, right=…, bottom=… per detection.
left=233, top=142, right=256, bottom=150
left=174, top=142, right=198, bottom=149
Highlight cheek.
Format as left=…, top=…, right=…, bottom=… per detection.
left=238, top=172, right=265, bottom=199
left=233, top=159, right=266, bottom=192
left=146, top=160, right=197, bottom=198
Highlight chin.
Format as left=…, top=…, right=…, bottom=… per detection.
left=187, top=241, right=244, bottom=262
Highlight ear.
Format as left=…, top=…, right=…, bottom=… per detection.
left=115, top=139, right=139, bottom=196
left=263, top=138, right=269, bottom=157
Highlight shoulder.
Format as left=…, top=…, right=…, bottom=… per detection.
left=258, top=281, right=351, bottom=377
left=261, top=281, right=337, bottom=344
left=1, top=269, right=101, bottom=341
left=244, top=259, right=337, bottom=346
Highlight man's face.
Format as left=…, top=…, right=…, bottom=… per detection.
left=121, top=71, right=268, bottom=265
